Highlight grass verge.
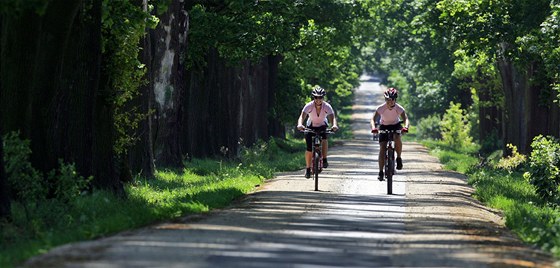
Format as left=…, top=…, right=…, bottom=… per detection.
left=0, top=137, right=306, bottom=267
left=419, top=139, right=560, bottom=259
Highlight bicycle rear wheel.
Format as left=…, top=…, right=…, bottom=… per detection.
left=386, top=148, right=394, bottom=194
left=313, top=151, right=320, bottom=191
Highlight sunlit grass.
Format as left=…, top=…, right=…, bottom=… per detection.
left=421, top=139, right=479, bottom=173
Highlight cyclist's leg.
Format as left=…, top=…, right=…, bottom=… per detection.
left=304, top=133, right=313, bottom=168
left=378, top=141, right=387, bottom=180
left=395, top=135, right=403, bottom=170
left=321, top=139, right=328, bottom=159
left=304, top=133, right=314, bottom=178
left=395, top=133, right=402, bottom=157
left=378, top=142, right=387, bottom=170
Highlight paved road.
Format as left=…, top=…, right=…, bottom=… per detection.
left=24, top=76, right=555, bottom=267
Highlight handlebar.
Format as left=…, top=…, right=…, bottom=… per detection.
left=372, top=128, right=408, bottom=134
left=376, top=129, right=402, bottom=134
left=300, top=128, right=336, bottom=135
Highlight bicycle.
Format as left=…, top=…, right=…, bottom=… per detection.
left=302, top=128, right=335, bottom=191
left=375, top=129, right=402, bottom=194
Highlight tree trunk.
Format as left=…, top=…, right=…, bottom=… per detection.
left=476, top=69, right=502, bottom=154
left=497, top=55, right=530, bottom=153
left=267, top=55, right=285, bottom=138
left=183, top=49, right=282, bottom=158
left=128, top=0, right=156, bottom=178
left=151, top=0, right=189, bottom=168
left=0, top=41, right=10, bottom=217
left=28, top=1, right=83, bottom=173
left=92, top=0, right=124, bottom=196
left=0, top=11, right=40, bottom=137
left=497, top=43, right=559, bottom=154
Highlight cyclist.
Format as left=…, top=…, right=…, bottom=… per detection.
left=297, top=86, right=339, bottom=178
left=371, top=87, right=409, bottom=181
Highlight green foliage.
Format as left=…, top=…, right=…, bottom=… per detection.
left=2, top=132, right=45, bottom=204
left=440, top=102, right=473, bottom=150
left=47, top=161, right=93, bottom=204
left=101, top=0, right=158, bottom=156
left=185, top=1, right=364, bottom=127
left=468, top=167, right=560, bottom=257
left=413, top=81, right=448, bottom=119
left=2, top=132, right=92, bottom=205
left=523, top=135, right=560, bottom=204
left=422, top=138, right=479, bottom=175
left=496, top=144, right=527, bottom=172
left=424, top=136, right=560, bottom=257
left=415, top=114, right=442, bottom=140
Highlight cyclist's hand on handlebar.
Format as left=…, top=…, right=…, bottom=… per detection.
left=331, top=125, right=339, bottom=132
left=297, top=124, right=305, bottom=131
left=401, top=127, right=409, bottom=133
left=371, top=128, right=379, bottom=134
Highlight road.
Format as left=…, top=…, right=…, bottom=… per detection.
left=24, top=76, right=555, bottom=267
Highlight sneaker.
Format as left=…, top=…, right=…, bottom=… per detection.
left=323, top=158, right=329, bottom=168
left=305, top=168, right=311, bottom=179
left=396, top=157, right=403, bottom=170
left=378, top=171, right=384, bottom=181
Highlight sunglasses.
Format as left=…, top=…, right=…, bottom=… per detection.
left=314, top=96, right=324, bottom=99
left=385, top=98, right=396, bottom=101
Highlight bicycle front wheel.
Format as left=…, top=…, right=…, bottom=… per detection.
left=314, top=151, right=320, bottom=191
left=386, top=148, right=394, bottom=194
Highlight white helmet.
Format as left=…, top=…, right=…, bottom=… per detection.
left=312, top=86, right=326, bottom=97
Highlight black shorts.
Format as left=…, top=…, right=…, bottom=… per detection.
left=305, top=125, right=327, bottom=152
left=378, top=123, right=402, bottom=143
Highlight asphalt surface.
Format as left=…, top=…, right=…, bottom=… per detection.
left=23, top=75, right=556, bottom=268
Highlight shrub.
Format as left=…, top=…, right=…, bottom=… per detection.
left=416, top=114, right=442, bottom=140
left=496, top=144, right=527, bottom=172
left=3, top=131, right=92, bottom=206
left=440, top=102, right=473, bottom=150
left=2, top=132, right=46, bottom=204
left=523, top=135, right=560, bottom=205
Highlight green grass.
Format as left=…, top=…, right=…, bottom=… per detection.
left=421, top=139, right=479, bottom=173
left=0, top=137, right=306, bottom=267
left=469, top=168, right=560, bottom=257
left=419, top=138, right=560, bottom=259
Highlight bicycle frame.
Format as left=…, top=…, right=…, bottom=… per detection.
left=302, top=128, right=334, bottom=191
left=378, top=129, right=401, bottom=194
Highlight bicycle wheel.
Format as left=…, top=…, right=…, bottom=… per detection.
left=314, top=151, right=320, bottom=191
left=386, top=148, right=394, bottom=194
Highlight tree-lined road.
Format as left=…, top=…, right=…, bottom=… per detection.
left=24, top=76, right=554, bottom=267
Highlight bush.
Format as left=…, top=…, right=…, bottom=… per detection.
left=523, top=135, right=560, bottom=205
left=440, top=102, right=473, bottom=150
left=2, top=132, right=46, bottom=204
left=2, top=131, right=92, bottom=208
left=416, top=114, right=442, bottom=140
left=496, top=144, right=527, bottom=172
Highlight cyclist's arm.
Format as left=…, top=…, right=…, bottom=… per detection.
left=371, top=111, right=380, bottom=129
left=328, top=113, right=338, bottom=129
left=297, top=112, right=308, bottom=128
left=400, top=110, right=410, bottom=128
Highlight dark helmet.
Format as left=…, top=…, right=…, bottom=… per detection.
left=384, top=87, right=398, bottom=99
left=311, top=86, right=326, bottom=97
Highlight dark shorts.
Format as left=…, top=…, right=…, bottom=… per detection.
left=379, top=123, right=402, bottom=143
left=305, top=125, right=327, bottom=152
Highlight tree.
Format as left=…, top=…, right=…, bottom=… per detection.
left=437, top=0, right=558, bottom=153
left=0, top=0, right=125, bottom=195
